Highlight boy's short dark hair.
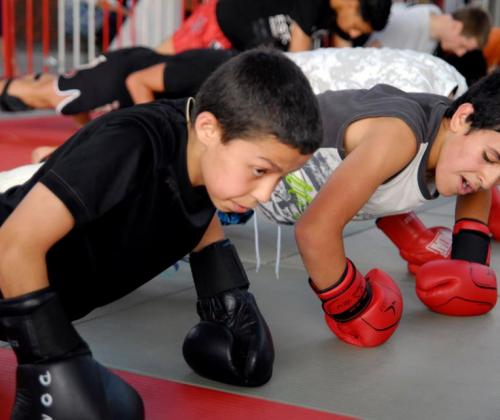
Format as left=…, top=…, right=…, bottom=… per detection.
left=452, top=7, right=491, bottom=49
left=445, top=70, right=500, bottom=133
left=360, top=0, right=392, bottom=31
left=192, top=49, right=322, bottom=155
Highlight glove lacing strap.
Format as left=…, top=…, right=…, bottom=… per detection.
left=452, top=218, right=491, bottom=265
left=190, top=239, right=250, bottom=299
left=310, top=259, right=373, bottom=323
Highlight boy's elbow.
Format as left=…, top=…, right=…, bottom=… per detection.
left=295, top=215, right=343, bottom=252
left=295, top=217, right=320, bottom=249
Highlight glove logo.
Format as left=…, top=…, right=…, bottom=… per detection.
left=41, top=393, right=53, bottom=407
left=39, top=371, right=51, bottom=386
left=382, top=299, right=398, bottom=316
left=38, top=369, right=54, bottom=416
left=425, top=230, right=452, bottom=257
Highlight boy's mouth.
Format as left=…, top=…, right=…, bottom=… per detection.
left=460, top=176, right=476, bottom=195
left=231, top=200, right=252, bottom=213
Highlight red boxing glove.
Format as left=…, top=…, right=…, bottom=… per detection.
left=416, top=259, right=497, bottom=316
left=488, top=187, right=500, bottom=241
left=310, top=260, right=403, bottom=347
left=417, top=219, right=496, bottom=316
left=376, top=212, right=452, bottom=274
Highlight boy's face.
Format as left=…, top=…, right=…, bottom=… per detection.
left=200, top=135, right=310, bottom=213
left=440, top=18, right=478, bottom=57
left=330, top=0, right=373, bottom=39
left=435, top=106, right=500, bottom=196
left=441, top=34, right=478, bottom=57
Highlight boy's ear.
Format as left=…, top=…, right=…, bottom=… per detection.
left=194, top=111, right=223, bottom=146
left=450, top=103, right=474, bottom=133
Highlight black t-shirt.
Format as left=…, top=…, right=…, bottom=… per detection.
left=216, top=0, right=332, bottom=51
left=0, top=99, right=215, bottom=319
left=161, top=49, right=239, bottom=98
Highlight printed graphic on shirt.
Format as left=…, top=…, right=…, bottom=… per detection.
left=259, top=149, right=341, bottom=225
left=250, top=14, right=293, bottom=48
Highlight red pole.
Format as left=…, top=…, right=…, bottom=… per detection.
left=25, top=0, right=33, bottom=74
left=3, top=0, right=15, bottom=78
left=1, top=0, right=13, bottom=77
left=102, top=1, right=110, bottom=52
left=41, top=0, right=50, bottom=72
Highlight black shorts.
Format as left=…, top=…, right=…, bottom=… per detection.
left=57, top=47, right=165, bottom=115
left=57, top=47, right=238, bottom=115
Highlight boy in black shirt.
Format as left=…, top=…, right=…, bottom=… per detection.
left=156, top=0, right=392, bottom=54
left=0, top=48, right=238, bottom=123
left=0, top=49, right=322, bottom=419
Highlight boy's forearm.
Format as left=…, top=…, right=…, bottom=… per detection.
left=0, top=247, right=49, bottom=298
left=455, top=190, right=491, bottom=223
left=192, top=214, right=225, bottom=252
left=296, top=225, right=347, bottom=289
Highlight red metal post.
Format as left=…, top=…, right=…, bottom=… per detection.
left=1, top=0, right=14, bottom=77
left=102, top=1, right=110, bottom=52
left=25, top=0, right=34, bottom=74
left=41, top=0, right=50, bottom=72
left=2, top=0, right=16, bottom=78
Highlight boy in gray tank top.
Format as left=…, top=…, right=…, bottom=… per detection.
left=260, top=72, right=500, bottom=348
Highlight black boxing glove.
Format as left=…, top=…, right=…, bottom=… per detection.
left=0, top=288, right=144, bottom=420
left=183, top=239, right=274, bottom=387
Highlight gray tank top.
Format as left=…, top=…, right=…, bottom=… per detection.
left=260, top=84, right=450, bottom=224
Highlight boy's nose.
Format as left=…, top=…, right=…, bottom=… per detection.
left=252, top=180, right=277, bottom=204
left=483, top=169, right=500, bottom=190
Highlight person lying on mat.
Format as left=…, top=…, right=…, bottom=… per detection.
left=0, top=49, right=322, bottom=419
left=156, top=0, right=392, bottom=54
left=258, top=71, right=500, bottom=348
left=0, top=46, right=466, bottom=162
left=0, top=46, right=465, bottom=120
left=0, top=48, right=239, bottom=125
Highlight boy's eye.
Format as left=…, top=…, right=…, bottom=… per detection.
left=253, top=168, right=267, bottom=177
left=483, top=152, right=496, bottom=164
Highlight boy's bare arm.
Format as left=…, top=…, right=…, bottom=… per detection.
left=155, top=37, right=175, bottom=55
left=193, top=214, right=226, bottom=252
left=125, top=63, right=166, bottom=105
left=288, top=21, right=313, bottom=52
left=0, top=183, right=75, bottom=298
left=455, top=189, right=492, bottom=223
left=297, top=117, right=417, bottom=287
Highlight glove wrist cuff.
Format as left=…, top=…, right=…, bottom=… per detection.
left=311, top=259, right=372, bottom=321
left=376, top=212, right=426, bottom=247
left=453, top=218, right=490, bottom=236
left=0, top=288, right=87, bottom=364
left=452, top=219, right=491, bottom=265
left=190, top=239, right=250, bottom=299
